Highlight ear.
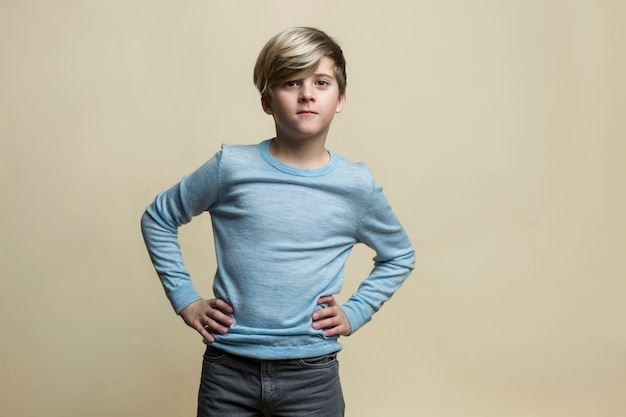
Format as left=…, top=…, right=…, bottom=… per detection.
left=335, top=93, right=346, bottom=114
left=261, top=96, right=273, bottom=115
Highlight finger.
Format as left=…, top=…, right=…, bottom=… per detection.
left=315, top=303, right=342, bottom=317
left=196, top=323, right=216, bottom=343
left=319, top=319, right=348, bottom=337
left=312, top=316, right=340, bottom=331
left=312, top=304, right=342, bottom=322
left=312, top=305, right=351, bottom=336
left=323, top=326, right=344, bottom=337
left=203, top=317, right=231, bottom=335
left=324, top=319, right=351, bottom=337
left=209, top=298, right=235, bottom=314
left=317, top=295, right=336, bottom=306
left=205, top=307, right=235, bottom=327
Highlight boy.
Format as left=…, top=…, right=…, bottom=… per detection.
left=141, top=27, right=415, bottom=417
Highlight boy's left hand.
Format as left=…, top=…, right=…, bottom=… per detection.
left=311, top=295, right=351, bottom=337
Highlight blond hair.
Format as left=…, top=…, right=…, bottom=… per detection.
left=253, top=27, right=347, bottom=100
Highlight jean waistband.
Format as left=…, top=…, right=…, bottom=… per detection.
left=206, top=345, right=337, bottom=364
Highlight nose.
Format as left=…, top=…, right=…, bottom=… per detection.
left=299, top=83, right=315, bottom=102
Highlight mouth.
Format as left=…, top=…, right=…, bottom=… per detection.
left=297, top=110, right=318, bottom=115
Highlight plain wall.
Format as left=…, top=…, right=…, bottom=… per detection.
left=1, top=1, right=625, bottom=416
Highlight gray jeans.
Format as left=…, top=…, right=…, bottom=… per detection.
left=197, top=345, right=345, bottom=417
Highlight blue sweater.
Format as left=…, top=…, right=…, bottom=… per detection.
left=141, top=139, right=415, bottom=359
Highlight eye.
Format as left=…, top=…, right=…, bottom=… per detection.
left=316, top=79, right=330, bottom=86
left=285, top=80, right=299, bottom=87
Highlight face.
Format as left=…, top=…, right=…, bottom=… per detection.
left=262, top=56, right=345, bottom=144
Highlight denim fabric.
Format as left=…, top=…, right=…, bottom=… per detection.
left=197, top=346, right=345, bottom=417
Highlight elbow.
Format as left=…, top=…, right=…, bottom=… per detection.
left=140, top=209, right=152, bottom=239
left=407, top=246, right=416, bottom=270
left=375, top=246, right=415, bottom=271
left=393, top=244, right=416, bottom=271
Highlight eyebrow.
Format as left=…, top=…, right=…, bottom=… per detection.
left=281, top=71, right=336, bottom=84
left=309, top=72, right=335, bottom=79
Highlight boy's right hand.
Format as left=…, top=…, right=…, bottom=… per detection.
left=179, top=298, right=235, bottom=343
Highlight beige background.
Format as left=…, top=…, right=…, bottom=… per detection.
left=1, top=1, right=625, bottom=416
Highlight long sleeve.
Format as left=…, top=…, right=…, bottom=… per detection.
left=140, top=151, right=222, bottom=313
left=341, top=181, right=415, bottom=333
left=140, top=140, right=413, bottom=359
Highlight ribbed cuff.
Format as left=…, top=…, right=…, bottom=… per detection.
left=168, top=283, right=202, bottom=314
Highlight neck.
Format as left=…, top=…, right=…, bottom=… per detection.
left=270, top=137, right=330, bottom=169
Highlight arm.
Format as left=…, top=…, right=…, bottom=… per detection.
left=140, top=150, right=234, bottom=338
left=340, top=181, right=415, bottom=334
